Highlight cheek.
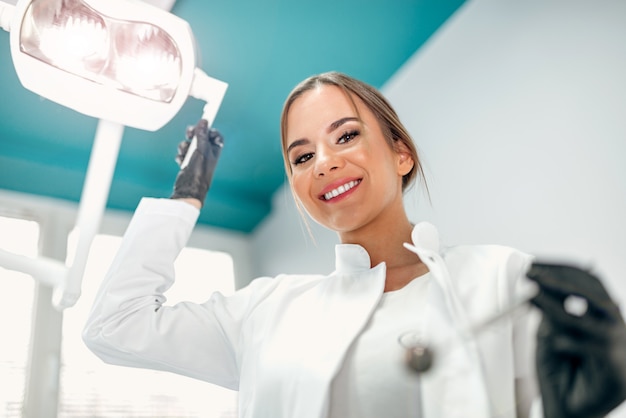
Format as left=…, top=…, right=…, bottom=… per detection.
left=290, top=173, right=310, bottom=203
left=290, top=173, right=324, bottom=220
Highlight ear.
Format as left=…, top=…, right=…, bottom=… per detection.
left=395, top=141, right=414, bottom=176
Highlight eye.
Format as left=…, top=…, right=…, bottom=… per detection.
left=292, top=152, right=314, bottom=166
left=338, top=130, right=359, bottom=144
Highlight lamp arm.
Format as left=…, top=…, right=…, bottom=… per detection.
left=52, top=120, right=124, bottom=310
left=0, top=248, right=66, bottom=287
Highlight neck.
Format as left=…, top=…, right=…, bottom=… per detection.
left=337, top=199, right=430, bottom=291
left=338, top=207, right=416, bottom=269
left=340, top=216, right=429, bottom=292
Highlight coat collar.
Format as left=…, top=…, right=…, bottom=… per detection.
left=410, top=222, right=441, bottom=253
left=334, top=222, right=441, bottom=274
left=334, top=244, right=372, bottom=274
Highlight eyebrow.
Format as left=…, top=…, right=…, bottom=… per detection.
left=286, top=138, right=309, bottom=154
left=286, top=117, right=360, bottom=154
left=327, top=116, right=359, bottom=133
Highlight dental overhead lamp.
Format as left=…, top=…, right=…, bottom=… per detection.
left=0, top=0, right=228, bottom=309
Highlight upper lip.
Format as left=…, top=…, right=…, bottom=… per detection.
left=318, top=177, right=362, bottom=200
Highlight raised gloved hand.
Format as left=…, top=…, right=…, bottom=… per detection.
left=527, top=262, right=626, bottom=418
left=171, top=119, right=224, bottom=206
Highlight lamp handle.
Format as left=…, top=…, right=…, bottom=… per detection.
left=0, top=1, right=14, bottom=32
left=180, top=69, right=228, bottom=169
left=189, top=68, right=228, bottom=127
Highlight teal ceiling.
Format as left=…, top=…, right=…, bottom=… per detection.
left=0, top=0, right=464, bottom=233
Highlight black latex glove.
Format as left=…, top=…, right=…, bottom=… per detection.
left=527, top=262, right=626, bottom=418
left=170, top=119, right=223, bottom=206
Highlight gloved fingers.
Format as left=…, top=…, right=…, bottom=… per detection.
left=186, top=119, right=209, bottom=140
left=532, top=291, right=612, bottom=342
left=178, top=120, right=209, bottom=165
left=175, top=140, right=191, bottom=166
left=527, top=262, right=617, bottom=312
left=531, top=283, right=622, bottom=331
left=194, top=119, right=209, bottom=138
left=527, top=262, right=607, bottom=298
left=208, top=128, right=224, bottom=148
left=534, top=283, right=620, bottom=329
left=186, top=125, right=195, bottom=140
left=187, top=121, right=223, bottom=157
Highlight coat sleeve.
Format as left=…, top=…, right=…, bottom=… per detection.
left=82, top=198, right=273, bottom=390
left=507, top=249, right=542, bottom=417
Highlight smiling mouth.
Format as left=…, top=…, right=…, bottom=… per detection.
left=321, top=180, right=362, bottom=201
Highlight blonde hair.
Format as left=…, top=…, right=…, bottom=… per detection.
left=280, top=71, right=428, bottom=194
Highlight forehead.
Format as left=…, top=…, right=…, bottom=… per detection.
left=293, top=84, right=357, bottom=111
left=286, top=85, right=370, bottom=137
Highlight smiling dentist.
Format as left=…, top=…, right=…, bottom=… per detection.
left=83, top=71, right=626, bottom=418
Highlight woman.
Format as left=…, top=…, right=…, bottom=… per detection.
left=83, top=72, right=626, bottom=418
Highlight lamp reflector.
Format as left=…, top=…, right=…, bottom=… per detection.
left=10, top=0, right=198, bottom=130
left=20, top=0, right=183, bottom=103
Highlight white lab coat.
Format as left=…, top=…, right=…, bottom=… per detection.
left=83, top=198, right=540, bottom=418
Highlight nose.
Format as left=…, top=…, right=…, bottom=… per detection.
left=313, top=145, right=343, bottom=177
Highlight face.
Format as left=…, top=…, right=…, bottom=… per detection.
left=285, top=85, right=414, bottom=235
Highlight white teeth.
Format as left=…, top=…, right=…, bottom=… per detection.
left=323, top=180, right=360, bottom=201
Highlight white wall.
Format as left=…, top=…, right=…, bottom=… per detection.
left=253, top=0, right=626, bottom=294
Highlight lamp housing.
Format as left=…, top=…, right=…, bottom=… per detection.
left=9, top=0, right=198, bottom=131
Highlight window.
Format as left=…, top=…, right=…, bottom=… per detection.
left=0, top=215, right=38, bottom=418
left=59, top=234, right=238, bottom=417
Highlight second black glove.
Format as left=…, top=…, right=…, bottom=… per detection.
left=528, top=262, right=626, bottom=418
left=171, top=119, right=224, bottom=206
